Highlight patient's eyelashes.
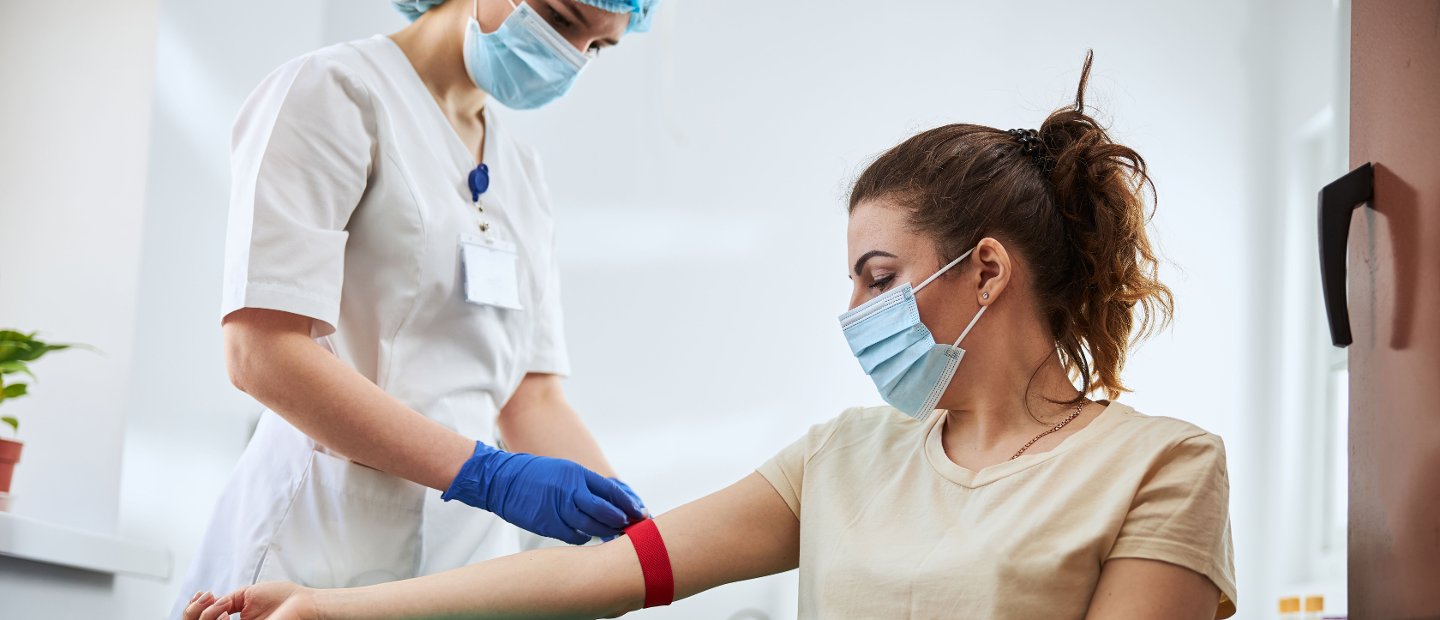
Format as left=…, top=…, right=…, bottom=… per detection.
left=869, top=274, right=896, bottom=292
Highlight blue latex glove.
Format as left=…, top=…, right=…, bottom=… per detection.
left=610, top=478, right=649, bottom=518
left=600, top=478, right=650, bottom=542
left=442, top=441, right=646, bottom=544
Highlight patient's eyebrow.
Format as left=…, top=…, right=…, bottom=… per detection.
left=854, top=250, right=897, bottom=276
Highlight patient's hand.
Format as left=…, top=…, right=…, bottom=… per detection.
left=183, top=581, right=315, bottom=620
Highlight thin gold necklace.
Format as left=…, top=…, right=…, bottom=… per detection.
left=1010, top=398, right=1088, bottom=460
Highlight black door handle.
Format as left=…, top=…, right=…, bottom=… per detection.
left=1318, top=162, right=1374, bottom=347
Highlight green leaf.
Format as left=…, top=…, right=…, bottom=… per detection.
left=1, top=416, right=15, bottom=433
left=15, top=343, right=59, bottom=362
left=0, top=330, right=86, bottom=362
left=2, top=383, right=27, bottom=398
left=0, top=361, right=32, bottom=380
left=0, top=343, right=22, bottom=364
left=0, top=330, right=93, bottom=368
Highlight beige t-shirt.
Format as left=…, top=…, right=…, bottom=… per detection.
left=757, top=401, right=1236, bottom=620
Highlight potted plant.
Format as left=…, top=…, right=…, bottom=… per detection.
left=0, top=330, right=83, bottom=510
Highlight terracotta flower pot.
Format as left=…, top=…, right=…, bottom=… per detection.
left=0, top=438, right=22, bottom=496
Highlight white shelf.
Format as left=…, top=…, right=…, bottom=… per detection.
left=0, top=511, right=171, bottom=579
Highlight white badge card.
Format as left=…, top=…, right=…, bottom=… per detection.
left=459, top=234, right=523, bottom=310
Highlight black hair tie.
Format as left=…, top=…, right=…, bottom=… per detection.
left=1007, top=128, right=1053, bottom=171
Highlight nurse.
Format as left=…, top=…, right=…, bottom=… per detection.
left=174, top=0, right=658, bottom=614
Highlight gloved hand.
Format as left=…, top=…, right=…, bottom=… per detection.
left=600, top=478, right=650, bottom=542
left=610, top=478, right=649, bottom=518
left=442, top=441, right=646, bottom=544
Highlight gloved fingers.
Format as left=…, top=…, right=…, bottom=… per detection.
left=574, top=490, right=631, bottom=531
left=611, top=478, right=651, bottom=518
left=560, top=498, right=622, bottom=540
left=545, top=522, right=592, bottom=546
left=584, top=470, right=646, bottom=523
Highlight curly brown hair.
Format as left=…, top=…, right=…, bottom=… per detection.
left=847, top=51, right=1174, bottom=400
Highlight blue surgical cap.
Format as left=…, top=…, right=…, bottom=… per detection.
left=392, top=0, right=658, bottom=32
left=574, top=0, right=658, bottom=33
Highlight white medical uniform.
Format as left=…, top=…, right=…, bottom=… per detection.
left=173, top=35, right=570, bottom=615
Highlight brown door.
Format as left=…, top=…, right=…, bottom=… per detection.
left=1336, top=1, right=1440, bottom=616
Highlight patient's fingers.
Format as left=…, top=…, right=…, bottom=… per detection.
left=199, top=594, right=234, bottom=620
left=182, top=591, right=215, bottom=620
left=226, top=584, right=265, bottom=617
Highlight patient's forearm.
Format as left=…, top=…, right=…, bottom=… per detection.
left=315, top=541, right=643, bottom=620
left=310, top=473, right=799, bottom=619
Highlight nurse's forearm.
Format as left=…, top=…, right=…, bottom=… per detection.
left=223, top=308, right=473, bottom=491
left=498, top=373, right=617, bottom=478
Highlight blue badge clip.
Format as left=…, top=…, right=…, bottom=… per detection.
left=468, top=163, right=490, bottom=202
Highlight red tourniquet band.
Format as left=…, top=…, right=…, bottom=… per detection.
left=625, top=518, right=674, bottom=608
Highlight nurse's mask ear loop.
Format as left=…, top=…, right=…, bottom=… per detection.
left=473, top=0, right=520, bottom=30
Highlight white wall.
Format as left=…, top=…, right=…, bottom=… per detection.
left=0, top=1, right=1351, bottom=618
left=0, top=0, right=160, bottom=616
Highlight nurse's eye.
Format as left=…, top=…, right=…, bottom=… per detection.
left=548, top=7, right=576, bottom=31
left=869, top=274, right=896, bottom=292
left=585, top=44, right=602, bottom=58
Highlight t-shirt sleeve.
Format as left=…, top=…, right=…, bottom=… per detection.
left=221, top=54, right=376, bottom=338
left=756, top=411, right=851, bottom=519
left=1108, top=432, right=1238, bottom=618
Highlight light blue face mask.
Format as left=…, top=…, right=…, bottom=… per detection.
left=464, top=0, right=590, bottom=110
left=839, top=248, right=986, bottom=421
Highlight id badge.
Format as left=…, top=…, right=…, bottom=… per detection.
left=459, top=233, right=523, bottom=310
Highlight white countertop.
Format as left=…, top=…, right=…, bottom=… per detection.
left=0, top=510, right=171, bottom=579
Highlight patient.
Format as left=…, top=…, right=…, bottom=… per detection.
left=185, top=52, right=1235, bottom=620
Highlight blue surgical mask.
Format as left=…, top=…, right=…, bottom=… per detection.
left=464, top=0, right=590, bottom=110
left=839, top=248, right=986, bottom=421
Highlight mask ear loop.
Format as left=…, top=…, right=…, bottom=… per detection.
left=477, top=0, right=519, bottom=24
left=914, top=248, right=974, bottom=294
left=909, top=245, right=986, bottom=348
left=951, top=304, right=987, bottom=348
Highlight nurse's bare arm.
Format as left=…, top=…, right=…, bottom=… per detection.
left=223, top=308, right=473, bottom=491
left=497, top=373, right=617, bottom=478
left=1084, top=558, right=1221, bottom=620
left=189, top=473, right=799, bottom=620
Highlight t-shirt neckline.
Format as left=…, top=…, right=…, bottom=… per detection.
left=924, top=400, right=1125, bottom=488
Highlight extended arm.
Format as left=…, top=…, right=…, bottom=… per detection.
left=188, top=472, right=800, bottom=620
left=1085, top=558, right=1222, bottom=620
